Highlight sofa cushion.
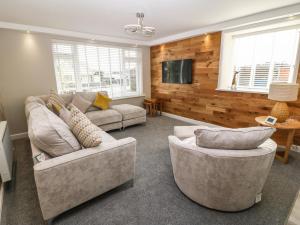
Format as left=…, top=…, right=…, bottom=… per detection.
left=85, top=109, right=122, bottom=126
left=111, top=104, right=146, bottom=120
left=39, top=93, right=73, bottom=105
left=71, top=94, right=92, bottom=113
left=194, top=126, right=276, bottom=150
left=28, top=105, right=81, bottom=157
left=46, top=90, right=66, bottom=109
left=93, top=92, right=112, bottom=110
left=174, top=126, right=210, bottom=140
left=70, top=105, right=102, bottom=148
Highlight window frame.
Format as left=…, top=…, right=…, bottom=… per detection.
left=51, top=39, right=143, bottom=99
left=218, top=24, right=300, bottom=94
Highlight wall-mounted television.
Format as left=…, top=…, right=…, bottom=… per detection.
left=162, top=59, right=192, bottom=84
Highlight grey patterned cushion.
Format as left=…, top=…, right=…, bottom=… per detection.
left=69, top=105, right=102, bottom=148
left=194, top=126, right=276, bottom=150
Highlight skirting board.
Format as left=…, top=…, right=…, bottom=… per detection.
left=10, top=132, right=28, bottom=141
left=162, top=111, right=300, bottom=152
left=161, top=112, right=221, bottom=128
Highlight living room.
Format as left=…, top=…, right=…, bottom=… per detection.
left=0, top=1, right=300, bottom=225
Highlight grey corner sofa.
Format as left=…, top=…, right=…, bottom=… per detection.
left=169, top=126, right=277, bottom=212
left=24, top=92, right=142, bottom=221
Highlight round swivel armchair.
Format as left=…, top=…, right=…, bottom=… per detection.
left=169, top=126, right=277, bottom=212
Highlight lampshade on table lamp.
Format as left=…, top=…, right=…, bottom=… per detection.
left=268, top=83, right=299, bottom=122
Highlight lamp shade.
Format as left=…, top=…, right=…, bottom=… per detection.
left=268, top=83, right=299, bottom=102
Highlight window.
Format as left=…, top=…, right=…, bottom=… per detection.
left=218, top=27, right=300, bottom=93
left=52, top=41, right=142, bottom=98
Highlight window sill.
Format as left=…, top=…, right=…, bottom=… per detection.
left=112, top=95, right=145, bottom=101
left=216, top=88, right=268, bottom=95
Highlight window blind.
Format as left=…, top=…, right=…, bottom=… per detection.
left=232, top=29, right=299, bottom=91
left=52, top=41, right=141, bottom=98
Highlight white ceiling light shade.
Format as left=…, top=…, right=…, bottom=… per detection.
left=124, top=12, right=155, bottom=37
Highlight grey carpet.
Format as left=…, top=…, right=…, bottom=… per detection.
left=1, top=116, right=300, bottom=225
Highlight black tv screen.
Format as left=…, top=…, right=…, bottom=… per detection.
left=162, top=59, right=192, bottom=84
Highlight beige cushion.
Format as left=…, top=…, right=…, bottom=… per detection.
left=28, top=105, right=81, bottom=157
left=70, top=105, right=102, bottom=148
left=194, top=126, right=276, bottom=150
left=111, top=104, right=146, bottom=120
left=39, top=93, right=73, bottom=105
left=174, top=126, right=210, bottom=140
left=85, top=109, right=122, bottom=126
left=46, top=90, right=66, bottom=110
left=71, top=94, right=91, bottom=113
left=75, top=91, right=108, bottom=112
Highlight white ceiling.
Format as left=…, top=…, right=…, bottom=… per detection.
left=0, top=0, right=299, bottom=42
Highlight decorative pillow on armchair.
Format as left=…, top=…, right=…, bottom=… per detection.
left=194, top=126, right=276, bottom=150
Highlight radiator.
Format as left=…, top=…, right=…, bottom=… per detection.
left=0, top=121, right=13, bottom=182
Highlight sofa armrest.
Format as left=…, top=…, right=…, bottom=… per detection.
left=34, top=137, right=136, bottom=171
left=33, top=137, right=136, bottom=220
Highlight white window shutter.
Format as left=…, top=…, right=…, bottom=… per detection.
left=52, top=42, right=142, bottom=98
left=232, top=29, right=299, bottom=92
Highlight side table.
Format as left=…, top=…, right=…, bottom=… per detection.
left=144, top=98, right=163, bottom=116
left=255, top=116, right=300, bottom=164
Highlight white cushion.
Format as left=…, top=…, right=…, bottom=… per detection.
left=111, top=104, right=146, bottom=120
left=85, top=109, right=122, bottom=126
left=194, top=126, right=276, bottom=150
left=174, top=126, right=210, bottom=140
left=28, top=105, right=81, bottom=157
left=99, top=130, right=116, bottom=143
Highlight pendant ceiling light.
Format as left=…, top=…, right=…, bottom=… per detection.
left=124, top=12, right=155, bottom=37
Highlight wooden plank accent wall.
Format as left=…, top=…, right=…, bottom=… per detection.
left=151, top=32, right=300, bottom=145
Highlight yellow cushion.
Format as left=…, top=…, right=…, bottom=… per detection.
left=93, top=92, right=112, bottom=110
left=52, top=102, right=63, bottom=115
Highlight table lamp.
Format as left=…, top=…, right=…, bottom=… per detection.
left=268, top=82, right=299, bottom=122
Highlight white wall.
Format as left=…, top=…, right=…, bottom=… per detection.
left=0, top=28, right=151, bottom=135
